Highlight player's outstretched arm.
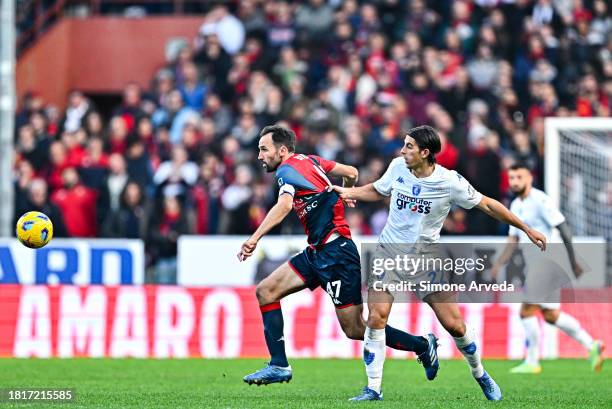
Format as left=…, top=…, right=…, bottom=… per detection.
left=475, top=195, right=547, bottom=251
left=328, top=183, right=386, bottom=202
left=237, top=193, right=293, bottom=261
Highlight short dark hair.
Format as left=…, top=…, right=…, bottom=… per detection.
left=406, top=125, right=441, bottom=165
left=508, top=162, right=531, bottom=172
left=260, top=125, right=296, bottom=153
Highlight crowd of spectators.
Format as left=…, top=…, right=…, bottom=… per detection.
left=13, top=0, right=611, bottom=281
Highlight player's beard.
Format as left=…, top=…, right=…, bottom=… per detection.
left=511, top=185, right=527, bottom=196
left=262, top=156, right=281, bottom=173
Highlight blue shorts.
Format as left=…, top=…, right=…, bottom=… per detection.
left=288, top=236, right=363, bottom=309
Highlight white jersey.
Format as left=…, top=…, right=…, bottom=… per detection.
left=508, top=187, right=565, bottom=243
left=373, top=158, right=483, bottom=243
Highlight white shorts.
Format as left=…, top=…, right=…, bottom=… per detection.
left=368, top=243, right=450, bottom=301
left=522, top=256, right=569, bottom=307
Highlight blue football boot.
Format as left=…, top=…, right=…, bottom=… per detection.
left=475, top=371, right=502, bottom=401
left=243, top=363, right=292, bottom=386
left=417, top=333, right=440, bottom=380
left=349, top=387, right=383, bottom=401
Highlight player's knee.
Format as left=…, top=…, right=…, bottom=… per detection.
left=520, top=304, right=539, bottom=319
left=255, top=282, right=276, bottom=305
left=367, top=309, right=388, bottom=329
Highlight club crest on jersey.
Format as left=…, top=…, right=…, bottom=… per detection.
left=412, top=184, right=421, bottom=196
left=277, top=177, right=284, bottom=187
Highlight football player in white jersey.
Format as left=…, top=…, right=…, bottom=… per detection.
left=331, top=125, right=547, bottom=402
left=490, top=163, right=605, bottom=374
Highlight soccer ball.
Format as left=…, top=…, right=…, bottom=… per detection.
left=16, top=211, right=54, bottom=249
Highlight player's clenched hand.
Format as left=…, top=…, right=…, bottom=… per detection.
left=237, top=237, right=258, bottom=262
left=327, top=185, right=347, bottom=196
left=526, top=228, right=547, bottom=251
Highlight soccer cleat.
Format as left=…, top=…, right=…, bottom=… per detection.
left=589, top=340, right=605, bottom=373
left=475, top=371, right=503, bottom=401
left=243, top=364, right=292, bottom=386
left=417, top=333, right=439, bottom=380
left=349, top=387, right=383, bottom=401
left=509, top=361, right=542, bottom=374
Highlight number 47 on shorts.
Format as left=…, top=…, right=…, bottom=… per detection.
left=326, top=280, right=342, bottom=304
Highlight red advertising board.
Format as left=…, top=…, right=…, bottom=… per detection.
left=0, top=286, right=609, bottom=359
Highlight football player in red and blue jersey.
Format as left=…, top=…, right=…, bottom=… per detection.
left=239, top=125, right=438, bottom=387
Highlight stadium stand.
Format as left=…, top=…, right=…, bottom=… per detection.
left=13, top=0, right=612, bottom=282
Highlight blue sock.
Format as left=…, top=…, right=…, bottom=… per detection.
left=385, top=325, right=428, bottom=354
left=260, top=302, right=289, bottom=367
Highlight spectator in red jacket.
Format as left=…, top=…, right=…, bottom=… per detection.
left=108, top=116, right=129, bottom=155
left=192, top=152, right=224, bottom=234
left=113, top=82, right=144, bottom=132
left=60, top=131, right=86, bottom=167
left=575, top=73, right=610, bottom=117
left=50, top=167, right=98, bottom=237
left=436, top=131, right=459, bottom=171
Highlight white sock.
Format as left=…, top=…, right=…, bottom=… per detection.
left=554, top=312, right=593, bottom=350
left=521, top=316, right=540, bottom=365
left=363, top=326, right=386, bottom=394
left=453, top=326, right=485, bottom=378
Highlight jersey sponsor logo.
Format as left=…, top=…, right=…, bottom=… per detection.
left=396, top=176, right=405, bottom=184
left=396, top=192, right=431, bottom=214
left=412, top=184, right=421, bottom=196
left=295, top=198, right=319, bottom=219
left=277, top=177, right=284, bottom=187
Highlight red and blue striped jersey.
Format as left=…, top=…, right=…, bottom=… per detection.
left=276, top=154, right=351, bottom=246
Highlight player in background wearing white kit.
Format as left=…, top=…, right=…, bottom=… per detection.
left=330, top=126, right=547, bottom=401
left=491, top=163, right=605, bottom=374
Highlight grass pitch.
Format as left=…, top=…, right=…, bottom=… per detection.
left=0, top=358, right=609, bottom=408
